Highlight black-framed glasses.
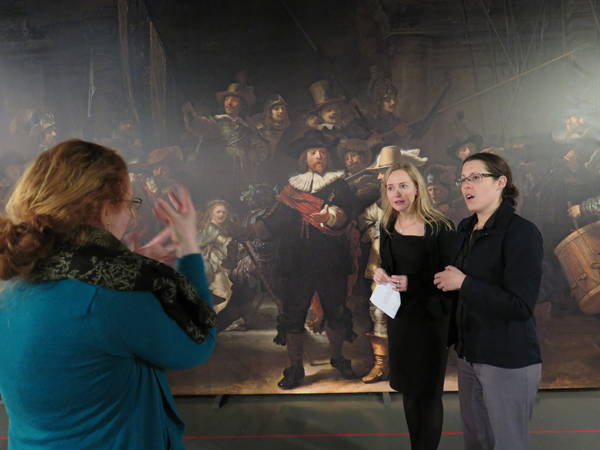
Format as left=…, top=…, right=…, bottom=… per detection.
left=130, top=197, right=142, bottom=210
left=454, top=173, right=499, bottom=187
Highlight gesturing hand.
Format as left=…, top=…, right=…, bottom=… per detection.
left=310, top=204, right=330, bottom=224
left=126, top=228, right=177, bottom=265
left=568, top=204, right=581, bottom=219
left=153, top=183, right=200, bottom=257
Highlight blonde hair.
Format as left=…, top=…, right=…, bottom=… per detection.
left=0, top=139, right=128, bottom=281
left=380, top=162, right=453, bottom=235
left=200, top=199, right=230, bottom=232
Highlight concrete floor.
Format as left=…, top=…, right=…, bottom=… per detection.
left=1, top=390, right=599, bottom=449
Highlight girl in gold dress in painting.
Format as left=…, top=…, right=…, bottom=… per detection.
left=197, top=200, right=238, bottom=313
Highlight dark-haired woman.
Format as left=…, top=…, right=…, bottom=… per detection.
left=0, top=140, right=217, bottom=449
left=434, top=153, right=543, bottom=450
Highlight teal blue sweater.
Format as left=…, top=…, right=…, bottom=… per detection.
left=0, top=254, right=216, bottom=449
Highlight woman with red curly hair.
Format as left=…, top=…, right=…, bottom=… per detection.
left=0, top=140, right=217, bottom=449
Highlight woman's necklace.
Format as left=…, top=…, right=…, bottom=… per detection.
left=398, top=220, right=418, bottom=234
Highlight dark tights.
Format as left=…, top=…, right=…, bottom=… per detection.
left=402, top=394, right=444, bottom=450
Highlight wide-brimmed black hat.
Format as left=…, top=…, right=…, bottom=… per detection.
left=425, top=164, right=453, bottom=189
left=446, top=134, right=483, bottom=159
left=287, top=130, right=340, bottom=159
left=128, top=146, right=184, bottom=175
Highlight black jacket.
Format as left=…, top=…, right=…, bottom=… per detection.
left=380, top=220, right=456, bottom=320
left=261, top=177, right=354, bottom=277
left=451, top=201, right=543, bottom=368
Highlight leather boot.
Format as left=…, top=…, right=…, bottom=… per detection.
left=327, top=327, right=356, bottom=379
left=362, top=335, right=389, bottom=383
left=277, top=333, right=305, bottom=390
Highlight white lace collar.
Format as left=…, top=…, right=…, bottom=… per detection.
left=318, top=121, right=345, bottom=131
left=288, top=170, right=345, bottom=193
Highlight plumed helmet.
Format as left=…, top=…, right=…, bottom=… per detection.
left=368, top=66, right=398, bottom=104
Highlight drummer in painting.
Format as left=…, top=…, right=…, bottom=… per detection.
left=567, top=149, right=600, bottom=222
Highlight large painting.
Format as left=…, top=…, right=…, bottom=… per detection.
left=2, top=0, right=600, bottom=395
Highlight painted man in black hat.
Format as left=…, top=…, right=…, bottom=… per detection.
left=233, top=129, right=358, bottom=390
left=446, top=134, right=484, bottom=163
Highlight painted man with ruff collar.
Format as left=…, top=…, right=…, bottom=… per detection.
left=235, top=130, right=357, bottom=390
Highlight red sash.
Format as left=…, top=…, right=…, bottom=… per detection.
left=276, top=185, right=352, bottom=238
left=277, top=184, right=361, bottom=299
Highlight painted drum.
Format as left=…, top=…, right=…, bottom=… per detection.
left=555, top=221, right=600, bottom=314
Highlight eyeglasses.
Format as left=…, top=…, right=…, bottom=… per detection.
left=454, top=173, right=498, bottom=187
left=130, top=197, right=142, bottom=210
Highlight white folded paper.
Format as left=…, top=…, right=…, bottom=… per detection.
left=370, top=282, right=401, bottom=319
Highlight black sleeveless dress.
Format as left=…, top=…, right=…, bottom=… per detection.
left=386, top=230, right=450, bottom=398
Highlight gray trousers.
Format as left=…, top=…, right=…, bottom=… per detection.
left=457, top=358, right=541, bottom=450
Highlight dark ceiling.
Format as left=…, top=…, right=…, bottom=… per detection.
left=143, top=0, right=365, bottom=114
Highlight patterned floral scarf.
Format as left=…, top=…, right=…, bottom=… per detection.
left=31, top=227, right=217, bottom=343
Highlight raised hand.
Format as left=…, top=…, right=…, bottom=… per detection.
left=154, top=183, right=200, bottom=257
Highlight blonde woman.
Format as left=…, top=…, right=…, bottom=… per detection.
left=373, top=162, right=456, bottom=450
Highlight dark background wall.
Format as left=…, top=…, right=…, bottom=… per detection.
left=1, top=0, right=599, bottom=158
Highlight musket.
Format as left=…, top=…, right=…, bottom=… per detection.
left=374, top=82, right=452, bottom=144
left=279, top=0, right=375, bottom=135
left=345, top=168, right=371, bottom=182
